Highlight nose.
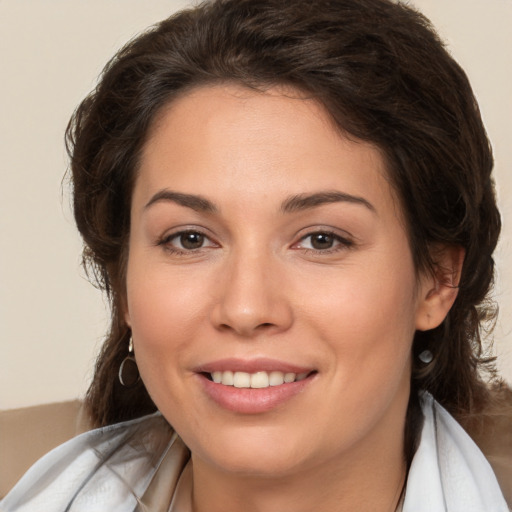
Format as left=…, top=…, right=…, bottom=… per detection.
left=210, top=250, right=293, bottom=338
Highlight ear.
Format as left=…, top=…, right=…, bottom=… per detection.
left=415, top=245, right=465, bottom=331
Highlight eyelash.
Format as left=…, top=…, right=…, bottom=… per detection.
left=157, top=229, right=217, bottom=255
left=294, top=230, right=354, bottom=254
left=157, top=229, right=354, bottom=256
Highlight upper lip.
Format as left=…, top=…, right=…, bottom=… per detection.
left=194, top=358, right=315, bottom=374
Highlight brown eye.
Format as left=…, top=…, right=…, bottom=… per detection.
left=294, top=230, right=353, bottom=253
left=159, top=229, right=217, bottom=254
left=310, top=233, right=335, bottom=250
left=179, top=232, right=205, bottom=249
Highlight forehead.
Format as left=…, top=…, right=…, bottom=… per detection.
left=136, top=84, right=399, bottom=218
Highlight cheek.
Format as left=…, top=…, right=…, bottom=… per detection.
left=126, top=257, right=205, bottom=341
left=304, top=262, right=417, bottom=343
left=299, top=254, right=418, bottom=394
left=124, top=258, right=207, bottom=400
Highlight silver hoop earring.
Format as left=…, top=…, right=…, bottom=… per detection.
left=119, top=336, right=140, bottom=387
left=418, top=349, right=434, bottom=365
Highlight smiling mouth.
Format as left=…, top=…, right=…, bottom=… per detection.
left=203, top=370, right=314, bottom=388
left=198, top=365, right=317, bottom=413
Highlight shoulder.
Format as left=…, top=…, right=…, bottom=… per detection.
left=403, top=391, right=510, bottom=512
left=462, top=384, right=512, bottom=508
left=0, top=413, right=176, bottom=512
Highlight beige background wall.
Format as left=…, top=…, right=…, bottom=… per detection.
left=1, top=0, right=511, bottom=410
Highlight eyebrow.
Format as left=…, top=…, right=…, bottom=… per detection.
left=144, top=189, right=375, bottom=215
left=281, top=191, right=376, bottom=214
left=144, top=190, right=218, bottom=213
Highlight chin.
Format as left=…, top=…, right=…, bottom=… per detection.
left=190, top=427, right=312, bottom=478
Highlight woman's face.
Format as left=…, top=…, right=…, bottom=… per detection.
left=125, top=84, right=434, bottom=477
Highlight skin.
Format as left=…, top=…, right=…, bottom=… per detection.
left=125, top=84, right=460, bottom=512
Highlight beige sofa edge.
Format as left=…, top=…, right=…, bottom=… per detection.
left=0, top=400, right=91, bottom=498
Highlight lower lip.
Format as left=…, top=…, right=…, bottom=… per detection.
left=198, top=374, right=315, bottom=414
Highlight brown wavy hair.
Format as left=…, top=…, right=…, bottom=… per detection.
left=67, top=0, right=501, bottom=456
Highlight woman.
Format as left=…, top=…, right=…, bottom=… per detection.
left=1, top=0, right=510, bottom=510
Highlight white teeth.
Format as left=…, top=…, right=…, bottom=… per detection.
left=284, top=372, right=296, bottom=383
left=251, top=371, right=269, bottom=388
left=269, top=371, right=285, bottom=386
left=233, top=372, right=251, bottom=388
left=209, top=370, right=310, bottom=388
left=221, top=371, right=234, bottom=385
